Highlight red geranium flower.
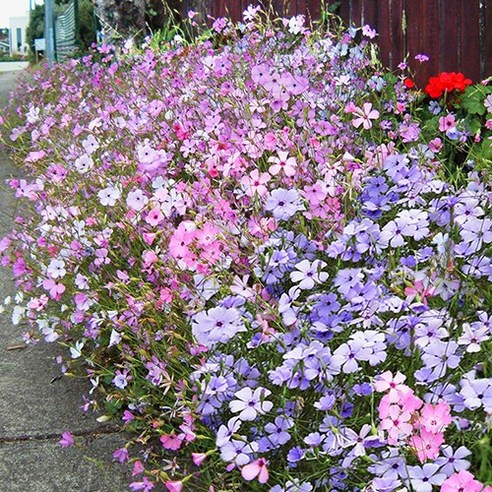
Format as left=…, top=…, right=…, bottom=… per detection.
left=404, top=77, right=415, bottom=89
left=425, top=72, right=472, bottom=99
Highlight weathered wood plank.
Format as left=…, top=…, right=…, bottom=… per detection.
left=460, top=0, right=481, bottom=82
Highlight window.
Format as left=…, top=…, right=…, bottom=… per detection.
left=16, top=27, right=22, bottom=49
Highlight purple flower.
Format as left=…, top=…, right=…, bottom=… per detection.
left=290, top=259, right=328, bottom=290
left=460, top=377, right=492, bottom=411
left=304, top=431, right=323, bottom=447
left=113, top=447, right=129, bottom=463
left=333, top=268, right=364, bottom=299
left=112, top=368, right=132, bottom=389
left=265, top=416, right=293, bottom=446
left=341, top=424, right=372, bottom=457
left=287, top=446, right=305, bottom=466
left=192, top=306, right=246, bottom=347
left=369, top=476, right=402, bottom=492
left=331, top=338, right=372, bottom=374
left=434, top=445, right=471, bottom=476
left=265, top=188, right=304, bottom=221
left=216, top=417, right=242, bottom=447
left=314, top=394, right=336, bottom=411
left=368, top=452, right=407, bottom=480
left=129, top=477, right=154, bottom=491
left=219, top=439, right=258, bottom=466
left=421, top=340, right=461, bottom=375
left=406, top=464, right=446, bottom=492
left=59, top=431, right=75, bottom=447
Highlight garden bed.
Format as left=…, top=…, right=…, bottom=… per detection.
left=0, top=7, right=491, bottom=492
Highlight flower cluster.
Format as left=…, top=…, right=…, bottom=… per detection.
left=1, top=7, right=491, bottom=492
left=425, top=72, right=473, bottom=99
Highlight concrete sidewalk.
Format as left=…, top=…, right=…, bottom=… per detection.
left=0, top=71, right=131, bottom=491
left=0, top=62, right=29, bottom=73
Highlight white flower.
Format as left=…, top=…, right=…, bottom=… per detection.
left=70, top=340, right=85, bottom=359
left=26, top=106, right=40, bottom=124
left=47, top=259, right=66, bottom=279
left=12, top=305, right=27, bottom=325
left=109, top=329, right=122, bottom=347
left=75, top=154, right=94, bottom=174
left=82, top=135, right=99, bottom=154
left=229, top=387, right=273, bottom=421
left=288, top=15, right=305, bottom=35
left=98, top=186, right=121, bottom=206
left=290, top=259, right=328, bottom=290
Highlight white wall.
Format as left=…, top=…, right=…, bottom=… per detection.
left=9, top=16, right=29, bottom=56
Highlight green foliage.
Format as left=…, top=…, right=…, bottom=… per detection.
left=25, top=0, right=96, bottom=64
left=26, top=4, right=45, bottom=63
left=462, top=83, right=492, bottom=116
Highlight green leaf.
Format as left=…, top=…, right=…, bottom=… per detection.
left=461, top=85, right=487, bottom=115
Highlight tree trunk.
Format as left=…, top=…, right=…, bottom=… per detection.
left=94, top=0, right=146, bottom=40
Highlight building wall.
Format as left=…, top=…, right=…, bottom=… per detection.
left=9, top=16, right=29, bottom=56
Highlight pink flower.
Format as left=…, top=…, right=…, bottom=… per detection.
left=440, top=470, right=483, bottom=492
left=145, top=206, right=164, bottom=226
left=165, top=481, right=183, bottom=492
left=438, top=114, right=456, bottom=132
left=191, top=452, right=207, bottom=466
left=42, top=278, right=66, bottom=300
left=59, top=431, right=74, bottom=447
left=352, top=103, right=380, bottom=130
left=404, top=280, right=436, bottom=304
left=429, top=137, right=443, bottom=152
left=409, top=429, right=444, bottom=462
left=264, top=132, right=277, bottom=150
left=240, top=169, right=270, bottom=197
left=374, top=371, right=408, bottom=402
left=379, top=404, right=413, bottom=444
left=268, top=151, right=297, bottom=177
left=400, top=389, right=423, bottom=413
left=132, top=460, right=145, bottom=476
left=420, top=402, right=452, bottom=434
left=241, top=458, right=269, bottom=484
left=160, top=432, right=185, bottom=451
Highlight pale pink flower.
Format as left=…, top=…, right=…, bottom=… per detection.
left=192, top=452, right=207, bottom=466
left=268, top=151, right=297, bottom=177
left=438, top=114, right=456, bottom=132
left=240, top=169, right=270, bottom=197
left=145, top=206, right=164, bottom=226
left=241, top=458, right=269, bottom=484
left=374, top=371, right=408, bottom=402
left=440, top=470, right=483, bottom=492
left=352, top=103, right=380, bottom=130
left=420, top=402, right=452, bottom=433
left=379, top=405, right=413, bottom=444
left=42, top=278, right=66, bottom=300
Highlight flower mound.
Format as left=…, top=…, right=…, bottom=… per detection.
left=1, top=8, right=491, bottom=492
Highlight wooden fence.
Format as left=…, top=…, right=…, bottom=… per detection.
left=181, top=0, right=491, bottom=87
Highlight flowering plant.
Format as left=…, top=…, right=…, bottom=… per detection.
left=424, top=72, right=473, bottom=99
left=1, top=7, right=491, bottom=492
left=407, top=70, right=492, bottom=180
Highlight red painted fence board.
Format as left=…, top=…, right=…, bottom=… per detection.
left=188, top=0, right=491, bottom=85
